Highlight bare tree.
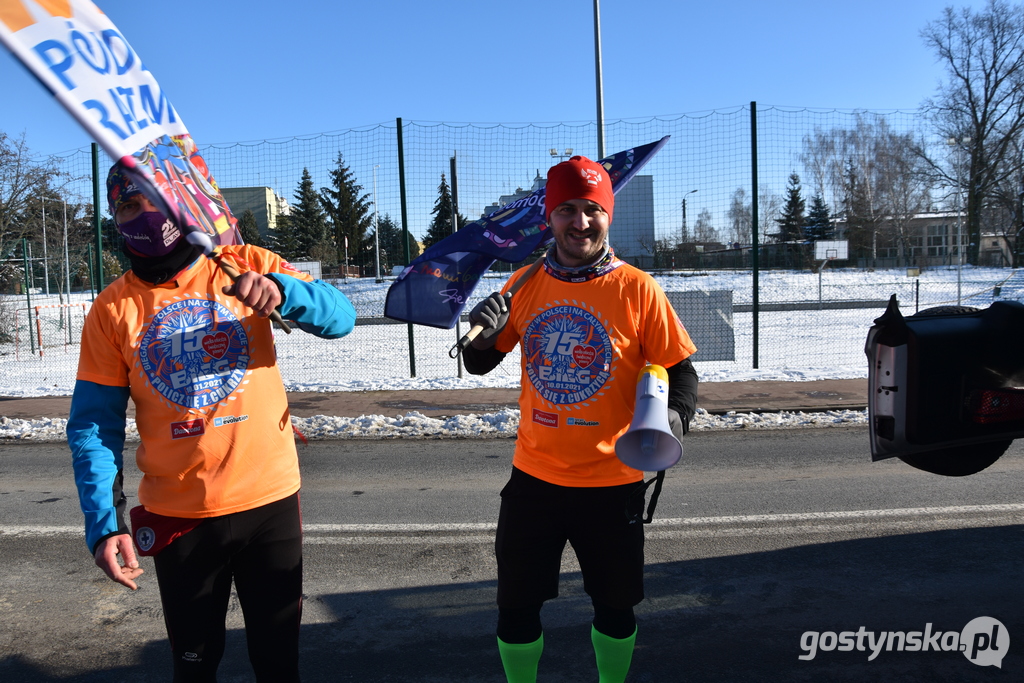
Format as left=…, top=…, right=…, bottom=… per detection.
left=757, top=184, right=782, bottom=244
left=875, top=130, right=932, bottom=265
left=922, top=0, right=1024, bottom=264
left=693, top=208, right=719, bottom=243
left=0, top=131, right=61, bottom=261
left=986, top=135, right=1024, bottom=264
left=727, top=188, right=752, bottom=244
left=801, top=114, right=934, bottom=263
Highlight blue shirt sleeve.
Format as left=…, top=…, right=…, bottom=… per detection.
left=266, top=274, right=357, bottom=338
left=66, top=380, right=131, bottom=552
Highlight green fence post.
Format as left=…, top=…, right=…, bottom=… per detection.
left=92, top=143, right=104, bottom=291
left=396, top=117, right=416, bottom=377
left=22, top=238, right=34, bottom=355
left=750, top=101, right=759, bottom=370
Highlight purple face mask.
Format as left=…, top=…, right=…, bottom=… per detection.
left=118, top=211, right=182, bottom=257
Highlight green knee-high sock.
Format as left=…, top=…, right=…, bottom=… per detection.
left=591, top=625, right=637, bottom=683
left=497, top=633, right=544, bottom=683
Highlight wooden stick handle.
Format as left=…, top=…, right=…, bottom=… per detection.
left=216, top=256, right=292, bottom=334
left=449, top=257, right=545, bottom=358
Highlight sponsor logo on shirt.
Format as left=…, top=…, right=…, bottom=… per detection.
left=523, top=304, right=613, bottom=406
left=170, top=419, right=205, bottom=439
left=566, top=417, right=599, bottom=426
left=213, top=414, right=249, bottom=427
left=532, top=409, right=559, bottom=427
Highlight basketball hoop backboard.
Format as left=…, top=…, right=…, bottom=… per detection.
left=814, top=240, right=848, bottom=261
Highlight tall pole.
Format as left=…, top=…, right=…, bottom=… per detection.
left=373, top=164, right=381, bottom=282
left=62, top=200, right=70, bottom=302
left=396, top=117, right=416, bottom=377
left=450, top=153, right=464, bottom=379
left=750, top=102, right=760, bottom=370
left=91, top=143, right=104, bottom=292
left=956, top=140, right=964, bottom=304
left=593, top=0, right=605, bottom=159
left=40, top=199, right=50, bottom=295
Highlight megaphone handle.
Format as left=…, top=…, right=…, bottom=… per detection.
left=449, top=257, right=545, bottom=358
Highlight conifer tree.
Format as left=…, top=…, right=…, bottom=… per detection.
left=422, top=173, right=467, bottom=250
left=237, top=208, right=263, bottom=247
left=290, top=168, right=330, bottom=258
left=366, top=213, right=422, bottom=274
left=774, top=172, right=806, bottom=242
left=268, top=213, right=300, bottom=260
left=804, top=195, right=834, bottom=241
left=320, top=152, right=372, bottom=267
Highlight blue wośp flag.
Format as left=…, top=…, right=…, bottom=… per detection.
left=384, top=136, right=670, bottom=329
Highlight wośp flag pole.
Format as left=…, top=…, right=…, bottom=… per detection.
left=385, top=137, right=670, bottom=352
left=0, top=1, right=291, bottom=328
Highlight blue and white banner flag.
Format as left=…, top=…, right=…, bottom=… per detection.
left=0, top=0, right=240, bottom=245
left=384, top=136, right=670, bottom=329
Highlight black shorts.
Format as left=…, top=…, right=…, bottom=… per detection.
left=495, top=467, right=646, bottom=610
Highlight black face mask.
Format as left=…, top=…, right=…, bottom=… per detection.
left=123, top=237, right=202, bottom=284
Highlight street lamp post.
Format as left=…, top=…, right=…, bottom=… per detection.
left=948, top=136, right=971, bottom=304
left=681, top=189, right=698, bottom=244
left=549, top=148, right=574, bottom=164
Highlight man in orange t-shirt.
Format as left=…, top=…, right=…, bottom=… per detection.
left=67, top=163, right=356, bottom=682
left=464, top=156, right=698, bottom=683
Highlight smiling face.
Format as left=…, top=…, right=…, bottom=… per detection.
left=548, top=198, right=610, bottom=268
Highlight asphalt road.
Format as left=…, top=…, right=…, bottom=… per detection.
left=2, top=427, right=1023, bottom=682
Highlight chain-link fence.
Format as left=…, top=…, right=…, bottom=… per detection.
left=2, top=107, right=1019, bottom=393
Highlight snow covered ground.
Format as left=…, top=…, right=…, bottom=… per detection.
left=1, top=265, right=1018, bottom=439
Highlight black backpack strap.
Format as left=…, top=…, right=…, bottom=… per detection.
left=625, top=470, right=666, bottom=525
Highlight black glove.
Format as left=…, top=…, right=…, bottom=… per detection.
left=468, top=291, right=512, bottom=349
left=668, top=408, right=685, bottom=443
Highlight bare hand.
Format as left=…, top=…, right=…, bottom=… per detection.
left=94, top=534, right=144, bottom=590
left=223, top=271, right=282, bottom=318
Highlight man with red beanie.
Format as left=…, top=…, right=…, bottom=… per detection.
left=464, top=156, right=698, bottom=682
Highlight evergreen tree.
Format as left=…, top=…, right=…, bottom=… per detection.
left=421, top=173, right=467, bottom=250
left=804, top=195, right=834, bottom=241
left=268, top=213, right=301, bottom=260
left=841, top=160, right=875, bottom=255
left=367, top=213, right=421, bottom=274
left=290, top=168, right=330, bottom=258
left=774, top=173, right=806, bottom=242
left=320, top=152, right=372, bottom=267
left=237, top=209, right=263, bottom=247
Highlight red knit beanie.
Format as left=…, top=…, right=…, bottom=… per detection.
left=544, top=156, right=614, bottom=223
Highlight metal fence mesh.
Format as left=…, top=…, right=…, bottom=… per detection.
left=2, top=108, right=1016, bottom=393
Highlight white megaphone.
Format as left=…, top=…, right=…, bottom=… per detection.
left=615, top=364, right=682, bottom=471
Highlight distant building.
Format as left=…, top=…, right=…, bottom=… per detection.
left=833, top=211, right=1012, bottom=268
left=608, top=175, right=655, bottom=268
left=221, top=187, right=291, bottom=242
left=481, top=172, right=546, bottom=217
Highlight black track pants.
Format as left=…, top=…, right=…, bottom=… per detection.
left=153, top=492, right=303, bottom=683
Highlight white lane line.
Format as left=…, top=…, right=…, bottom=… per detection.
left=5, top=503, right=1023, bottom=539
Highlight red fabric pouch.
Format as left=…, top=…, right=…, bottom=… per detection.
left=129, top=505, right=203, bottom=556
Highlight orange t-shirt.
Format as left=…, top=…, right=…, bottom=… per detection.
left=76, top=245, right=311, bottom=518
left=495, top=260, right=696, bottom=487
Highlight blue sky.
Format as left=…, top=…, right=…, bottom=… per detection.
left=2, top=0, right=992, bottom=157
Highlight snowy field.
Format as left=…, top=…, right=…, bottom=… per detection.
left=1, top=265, right=1019, bottom=439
